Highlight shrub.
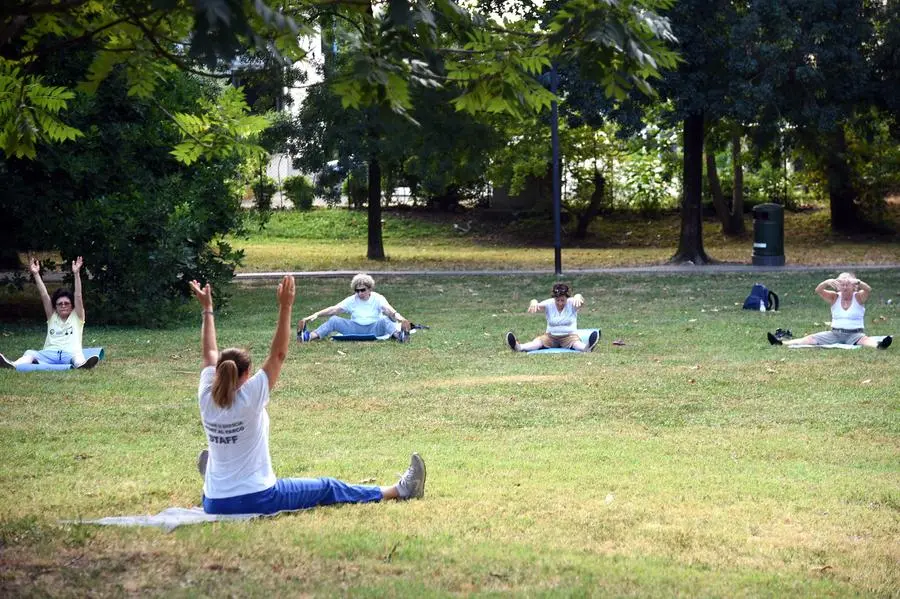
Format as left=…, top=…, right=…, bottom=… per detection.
left=252, top=176, right=278, bottom=213
left=0, top=59, right=245, bottom=326
left=344, top=168, right=368, bottom=209
left=282, top=175, right=315, bottom=210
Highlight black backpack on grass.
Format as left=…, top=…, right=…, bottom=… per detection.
left=743, top=283, right=779, bottom=311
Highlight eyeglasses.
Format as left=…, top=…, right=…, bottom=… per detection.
left=56, top=301, right=72, bottom=307
left=355, top=288, right=369, bottom=293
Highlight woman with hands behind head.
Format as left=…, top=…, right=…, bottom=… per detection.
left=768, top=272, right=892, bottom=349
left=1, top=256, right=98, bottom=369
left=505, top=282, right=599, bottom=353
left=191, top=276, right=425, bottom=515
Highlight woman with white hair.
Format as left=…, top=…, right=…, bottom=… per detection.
left=297, top=273, right=412, bottom=343
left=191, top=276, right=425, bottom=515
left=768, top=272, right=892, bottom=349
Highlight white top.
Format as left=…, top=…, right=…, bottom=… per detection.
left=830, top=294, right=865, bottom=330
left=539, top=298, right=578, bottom=335
left=337, top=291, right=389, bottom=325
left=43, top=312, right=84, bottom=353
left=198, top=367, right=276, bottom=498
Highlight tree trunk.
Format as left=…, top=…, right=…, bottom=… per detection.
left=707, top=129, right=745, bottom=237
left=574, top=170, right=605, bottom=239
left=705, top=135, right=728, bottom=223
left=728, top=130, right=745, bottom=235
left=824, top=126, right=860, bottom=233
left=367, top=158, right=385, bottom=260
left=671, top=113, right=711, bottom=264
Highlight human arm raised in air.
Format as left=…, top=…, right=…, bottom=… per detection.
left=189, top=280, right=219, bottom=368
left=29, top=257, right=53, bottom=320
left=72, top=256, right=86, bottom=321
left=262, top=276, right=296, bottom=391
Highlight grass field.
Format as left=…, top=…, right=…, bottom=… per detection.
left=231, top=207, right=900, bottom=272
left=1, top=270, right=898, bottom=596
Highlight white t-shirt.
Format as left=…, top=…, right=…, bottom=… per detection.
left=539, top=298, right=578, bottom=335
left=198, top=367, right=276, bottom=499
left=43, top=312, right=84, bottom=353
left=830, top=293, right=865, bottom=330
left=337, top=291, right=389, bottom=325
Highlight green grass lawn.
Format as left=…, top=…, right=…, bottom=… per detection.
left=1, top=271, right=898, bottom=596
left=231, top=207, right=900, bottom=272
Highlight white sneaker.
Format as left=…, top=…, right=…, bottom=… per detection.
left=396, top=453, right=426, bottom=499
left=0, top=353, right=14, bottom=369
left=297, top=319, right=312, bottom=342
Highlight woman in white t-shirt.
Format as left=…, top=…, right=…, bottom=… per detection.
left=0, top=256, right=98, bottom=370
left=296, top=273, right=412, bottom=343
left=767, top=272, right=891, bottom=349
left=505, top=283, right=599, bottom=353
left=191, top=276, right=425, bottom=514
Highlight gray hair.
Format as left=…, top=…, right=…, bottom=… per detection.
left=350, top=273, right=375, bottom=292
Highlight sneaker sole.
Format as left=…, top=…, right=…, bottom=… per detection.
left=77, top=356, right=99, bottom=369
left=586, top=330, right=600, bottom=352
left=197, top=449, right=209, bottom=477
left=506, top=332, right=517, bottom=351
left=412, top=453, right=426, bottom=499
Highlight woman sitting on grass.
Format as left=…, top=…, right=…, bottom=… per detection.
left=191, top=276, right=425, bottom=515
left=0, top=256, right=98, bottom=370
left=506, top=283, right=599, bottom=353
left=767, top=272, right=892, bottom=349
left=296, top=273, right=411, bottom=343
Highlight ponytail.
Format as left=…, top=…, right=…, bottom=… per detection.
left=211, top=348, right=251, bottom=409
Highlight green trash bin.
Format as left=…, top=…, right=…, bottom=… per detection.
left=752, top=203, right=785, bottom=266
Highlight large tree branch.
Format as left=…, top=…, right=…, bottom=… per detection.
left=14, top=13, right=153, bottom=60
left=124, top=10, right=234, bottom=79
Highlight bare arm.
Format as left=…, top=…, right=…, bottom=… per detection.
left=854, top=278, right=872, bottom=304
left=29, top=258, right=53, bottom=319
left=189, top=280, right=218, bottom=368
left=71, top=256, right=85, bottom=320
left=814, top=279, right=839, bottom=303
left=380, top=299, right=407, bottom=324
left=262, top=276, right=296, bottom=391
left=302, top=304, right=343, bottom=322
left=527, top=299, right=544, bottom=314
left=571, top=294, right=585, bottom=310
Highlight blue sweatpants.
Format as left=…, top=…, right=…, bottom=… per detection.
left=202, top=477, right=383, bottom=514
left=314, top=316, right=399, bottom=338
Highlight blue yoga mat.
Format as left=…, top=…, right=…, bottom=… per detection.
left=527, top=329, right=600, bottom=354
left=14, top=348, right=105, bottom=372
left=331, top=334, right=382, bottom=342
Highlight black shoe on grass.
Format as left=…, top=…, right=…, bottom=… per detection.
left=586, top=330, right=600, bottom=352
left=767, top=332, right=782, bottom=346
left=506, top=331, right=518, bottom=351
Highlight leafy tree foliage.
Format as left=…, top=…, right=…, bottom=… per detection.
left=0, top=57, right=245, bottom=326
left=1, top=0, right=294, bottom=161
